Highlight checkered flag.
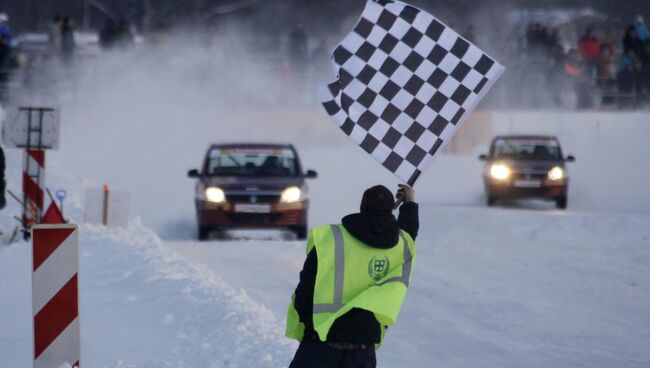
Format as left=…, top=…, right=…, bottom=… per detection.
left=320, top=0, right=505, bottom=185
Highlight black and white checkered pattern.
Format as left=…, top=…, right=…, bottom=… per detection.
left=320, top=0, right=505, bottom=185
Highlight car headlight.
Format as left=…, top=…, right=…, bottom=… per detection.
left=490, top=164, right=510, bottom=180
left=205, top=187, right=226, bottom=203
left=548, top=166, right=564, bottom=181
left=280, top=186, right=302, bottom=203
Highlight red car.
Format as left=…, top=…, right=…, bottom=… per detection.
left=188, top=143, right=317, bottom=240
left=479, top=135, right=575, bottom=209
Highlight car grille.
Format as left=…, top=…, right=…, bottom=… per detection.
left=226, top=194, right=280, bottom=204
left=512, top=172, right=547, bottom=180
left=225, top=213, right=283, bottom=225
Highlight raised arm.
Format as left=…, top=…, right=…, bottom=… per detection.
left=396, top=185, right=419, bottom=240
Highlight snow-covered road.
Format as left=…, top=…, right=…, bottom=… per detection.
left=167, top=206, right=650, bottom=368
left=2, top=87, right=650, bottom=367
left=4, top=202, right=649, bottom=367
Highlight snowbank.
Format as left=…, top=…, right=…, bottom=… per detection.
left=0, top=222, right=294, bottom=367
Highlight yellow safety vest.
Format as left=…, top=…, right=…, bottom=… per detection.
left=286, top=224, right=416, bottom=346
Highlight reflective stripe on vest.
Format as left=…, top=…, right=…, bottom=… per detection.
left=312, top=225, right=413, bottom=314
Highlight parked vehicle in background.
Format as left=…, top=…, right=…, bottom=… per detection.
left=188, top=143, right=317, bottom=240
left=479, top=135, right=575, bottom=209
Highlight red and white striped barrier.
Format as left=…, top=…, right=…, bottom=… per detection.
left=32, top=225, right=80, bottom=368
left=23, top=149, right=46, bottom=226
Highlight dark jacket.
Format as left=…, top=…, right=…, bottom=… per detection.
left=623, top=33, right=643, bottom=56
left=293, top=202, right=419, bottom=344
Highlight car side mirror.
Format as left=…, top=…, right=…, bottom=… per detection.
left=478, top=154, right=488, bottom=161
left=188, top=169, right=200, bottom=178
left=305, top=169, right=318, bottom=179
left=565, top=155, right=575, bottom=162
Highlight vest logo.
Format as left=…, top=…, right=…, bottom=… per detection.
left=368, top=256, right=390, bottom=281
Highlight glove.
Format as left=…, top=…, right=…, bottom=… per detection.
left=394, top=184, right=415, bottom=209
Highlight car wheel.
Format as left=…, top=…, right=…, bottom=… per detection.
left=487, top=195, right=497, bottom=206
left=555, top=196, right=568, bottom=210
left=293, top=225, right=307, bottom=240
left=198, top=226, right=210, bottom=241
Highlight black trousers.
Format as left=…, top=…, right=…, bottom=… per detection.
left=289, top=341, right=376, bottom=368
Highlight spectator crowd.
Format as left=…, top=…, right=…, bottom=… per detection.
left=0, top=7, right=650, bottom=110
left=523, top=15, right=650, bottom=108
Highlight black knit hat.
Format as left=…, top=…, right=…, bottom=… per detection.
left=360, top=185, right=394, bottom=214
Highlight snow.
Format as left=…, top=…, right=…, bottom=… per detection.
left=167, top=208, right=650, bottom=368
left=1, top=221, right=294, bottom=367
left=2, top=111, right=649, bottom=366
left=4, top=191, right=649, bottom=368
left=1, top=39, right=650, bottom=367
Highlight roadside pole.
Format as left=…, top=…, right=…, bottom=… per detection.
left=2, top=107, right=61, bottom=239
left=32, top=225, right=80, bottom=368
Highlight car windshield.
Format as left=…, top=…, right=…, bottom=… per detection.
left=492, top=139, right=561, bottom=160
left=206, top=147, right=297, bottom=177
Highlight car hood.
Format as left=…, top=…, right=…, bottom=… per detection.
left=200, top=176, right=304, bottom=191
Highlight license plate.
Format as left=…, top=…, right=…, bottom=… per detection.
left=514, top=180, right=541, bottom=188
left=234, top=204, right=271, bottom=213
